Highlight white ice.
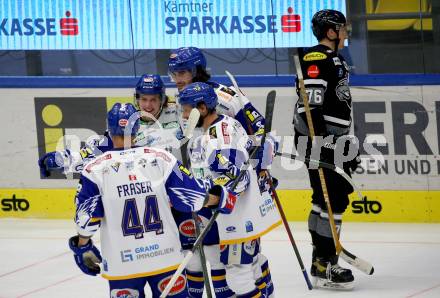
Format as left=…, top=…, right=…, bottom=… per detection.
left=0, top=219, right=439, bottom=298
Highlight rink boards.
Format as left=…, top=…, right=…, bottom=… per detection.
left=0, top=85, right=439, bottom=222
left=0, top=188, right=439, bottom=223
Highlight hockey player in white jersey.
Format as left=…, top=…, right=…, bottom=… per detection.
left=68, top=102, right=237, bottom=298
left=36, top=75, right=221, bottom=296
left=177, top=82, right=281, bottom=298
left=38, top=74, right=183, bottom=176
left=168, top=47, right=279, bottom=297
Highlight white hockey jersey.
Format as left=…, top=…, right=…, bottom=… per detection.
left=66, top=104, right=183, bottom=173
left=135, top=103, right=183, bottom=160
left=188, top=115, right=281, bottom=245
left=74, top=146, right=207, bottom=280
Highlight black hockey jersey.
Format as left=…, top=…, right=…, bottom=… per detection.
left=293, top=44, right=352, bottom=137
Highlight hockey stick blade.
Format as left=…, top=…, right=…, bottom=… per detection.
left=264, top=90, right=276, bottom=133
left=184, top=108, right=200, bottom=139
left=341, top=248, right=374, bottom=275
left=225, top=70, right=246, bottom=109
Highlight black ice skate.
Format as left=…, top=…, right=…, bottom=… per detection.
left=312, top=256, right=354, bottom=290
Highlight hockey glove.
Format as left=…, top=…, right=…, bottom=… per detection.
left=255, top=134, right=279, bottom=172
left=38, top=150, right=71, bottom=177
left=257, top=172, right=279, bottom=193
left=68, top=235, right=102, bottom=276
left=209, top=185, right=237, bottom=214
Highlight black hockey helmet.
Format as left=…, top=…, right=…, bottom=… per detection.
left=312, top=9, right=347, bottom=41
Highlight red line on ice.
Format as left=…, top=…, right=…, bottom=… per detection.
left=0, top=251, right=69, bottom=279
left=406, top=282, right=440, bottom=298
left=15, top=274, right=81, bottom=298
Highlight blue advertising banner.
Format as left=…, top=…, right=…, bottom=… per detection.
left=0, top=0, right=346, bottom=50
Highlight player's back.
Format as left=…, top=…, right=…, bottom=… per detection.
left=294, top=44, right=352, bottom=137
left=83, top=146, right=184, bottom=280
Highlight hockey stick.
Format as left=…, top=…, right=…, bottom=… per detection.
left=275, top=152, right=363, bottom=201
left=160, top=92, right=275, bottom=298
left=293, top=53, right=374, bottom=275
left=182, top=108, right=214, bottom=297
left=160, top=141, right=265, bottom=298
left=180, top=108, right=200, bottom=166
left=192, top=212, right=213, bottom=298
left=226, top=70, right=313, bottom=290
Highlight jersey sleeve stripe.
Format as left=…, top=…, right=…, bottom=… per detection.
left=304, top=79, right=328, bottom=87
left=323, top=115, right=351, bottom=126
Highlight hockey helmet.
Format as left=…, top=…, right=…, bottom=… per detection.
left=177, top=82, right=218, bottom=110
left=168, top=47, right=207, bottom=74
left=312, top=9, right=347, bottom=41
left=107, top=103, right=140, bottom=136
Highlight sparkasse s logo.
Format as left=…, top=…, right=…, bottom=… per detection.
left=0, top=11, right=78, bottom=36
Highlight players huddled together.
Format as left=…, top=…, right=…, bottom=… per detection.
left=38, top=10, right=364, bottom=298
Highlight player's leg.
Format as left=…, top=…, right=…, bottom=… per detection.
left=253, top=249, right=274, bottom=297
left=309, top=167, right=354, bottom=289
left=149, top=269, right=188, bottom=298
left=204, top=244, right=235, bottom=297
left=109, top=277, right=147, bottom=298
left=172, top=208, right=207, bottom=297
left=221, top=241, right=261, bottom=297
left=184, top=248, right=205, bottom=298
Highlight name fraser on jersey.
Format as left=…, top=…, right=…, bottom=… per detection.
left=117, top=181, right=153, bottom=198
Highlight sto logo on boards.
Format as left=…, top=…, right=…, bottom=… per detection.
left=1, top=194, right=30, bottom=212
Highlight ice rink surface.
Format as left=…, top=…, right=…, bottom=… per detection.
left=0, top=219, right=439, bottom=298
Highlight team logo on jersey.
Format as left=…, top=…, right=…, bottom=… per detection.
left=110, top=288, right=139, bottom=298
left=336, top=78, right=352, bottom=106
left=333, top=57, right=342, bottom=66
left=125, top=161, right=135, bottom=171
left=179, top=219, right=196, bottom=237
left=209, top=126, right=217, bottom=139
left=150, top=158, right=158, bottom=167
left=129, top=175, right=137, bottom=181
left=137, top=158, right=148, bottom=168
left=303, top=52, right=327, bottom=61
left=158, top=274, right=186, bottom=295
left=307, top=65, right=320, bottom=78
left=111, top=162, right=121, bottom=172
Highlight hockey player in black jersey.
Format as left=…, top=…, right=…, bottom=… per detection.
left=293, top=9, right=360, bottom=290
